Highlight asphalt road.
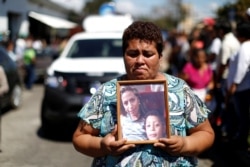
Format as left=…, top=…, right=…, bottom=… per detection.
left=0, top=84, right=213, bottom=167
left=0, top=84, right=93, bottom=167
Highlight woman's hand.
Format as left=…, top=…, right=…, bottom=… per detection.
left=154, top=120, right=214, bottom=156
left=154, top=135, right=185, bottom=156
left=101, top=125, right=135, bottom=156
left=73, top=121, right=135, bottom=157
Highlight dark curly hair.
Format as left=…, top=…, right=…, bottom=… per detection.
left=120, top=86, right=140, bottom=99
left=122, top=21, right=163, bottom=57
left=236, top=22, right=250, bottom=39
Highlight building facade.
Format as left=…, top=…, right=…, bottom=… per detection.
left=0, top=0, right=78, bottom=43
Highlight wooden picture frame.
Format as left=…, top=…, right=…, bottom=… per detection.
left=117, top=80, right=170, bottom=144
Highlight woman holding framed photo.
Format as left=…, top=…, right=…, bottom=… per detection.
left=72, top=21, right=215, bottom=167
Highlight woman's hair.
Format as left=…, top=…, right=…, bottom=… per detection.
left=190, top=48, right=207, bottom=64
left=215, top=20, right=232, bottom=34
left=122, top=21, right=163, bottom=57
left=144, top=110, right=165, bottom=125
left=120, top=86, right=139, bottom=96
left=192, top=48, right=205, bottom=58
left=236, top=22, right=250, bottom=39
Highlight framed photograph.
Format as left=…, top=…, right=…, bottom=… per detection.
left=117, top=80, right=170, bottom=144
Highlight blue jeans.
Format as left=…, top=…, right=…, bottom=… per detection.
left=24, top=64, right=36, bottom=89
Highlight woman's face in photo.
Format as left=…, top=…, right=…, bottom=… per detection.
left=145, top=115, right=164, bottom=140
left=121, top=90, right=140, bottom=120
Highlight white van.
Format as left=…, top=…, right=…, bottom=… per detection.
left=40, top=14, right=133, bottom=138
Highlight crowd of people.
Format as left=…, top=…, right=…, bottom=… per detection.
left=0, top=35, right=66, bottom=90
left=160, top=14, right=250, bottom=167
left=1, top=36, right=41, bottom=90
left=72, top=12, right=250, bottom=166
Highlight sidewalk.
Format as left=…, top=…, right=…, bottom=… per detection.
left=198, top=158, right=213, bottom=167
left=197, top=139, right=250, bottom=167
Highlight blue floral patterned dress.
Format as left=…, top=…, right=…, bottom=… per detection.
left=77, top=73, right=211, bottom=167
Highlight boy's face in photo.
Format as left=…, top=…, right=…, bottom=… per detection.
left=145, top=115, right=165, bottom=140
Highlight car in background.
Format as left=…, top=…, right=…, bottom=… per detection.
left=40, top=14, right=133, bottom=138
left=0, top=45, right=23, bottom=110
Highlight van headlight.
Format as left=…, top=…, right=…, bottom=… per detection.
left=89, top=81, right=101, bottom=94
left=45, top=75, right=67, bottom=89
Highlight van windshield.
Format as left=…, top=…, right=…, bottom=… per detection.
left=66, top=39, right=123, bottom=58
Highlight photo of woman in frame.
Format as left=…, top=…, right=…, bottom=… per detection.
left=119, top=86, right=147, bottom=141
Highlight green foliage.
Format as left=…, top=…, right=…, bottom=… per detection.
left=153, top=18, right=177, bottom=30
left=83, top=0, right=111, bottom=15
left=82, top=0, right=180, bottom=31
left=135, top=16, right=177, bottom=31
left=68, top=11, right=84, bottom=24
left=216, top=0, right=250, bottom=22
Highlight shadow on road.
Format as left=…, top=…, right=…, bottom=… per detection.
left=0, top=106, right=15, bottom=116
left=37, top=126, right=73, bottom=142
left=198, top=131, right=250, bottom=167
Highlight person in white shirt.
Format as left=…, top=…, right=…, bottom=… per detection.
left=15, top=36, right=26, bottom=61
left=207, top=24, right=222, bottom=72
left=246, top=7, right=250, bottom=21
left=216, top=21, right=240, bottom=87
left=226, top=22, right=250, bottom=167
left=3, top=40, right=17, bottom=62
left=213, top=21, right=240, bottom=137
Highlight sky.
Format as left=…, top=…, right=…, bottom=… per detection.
left=50, top=0, right=236, bottom=20
left=183, top=0, right=236, bottom=19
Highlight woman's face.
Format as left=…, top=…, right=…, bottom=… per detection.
left=121, top=90, right=140, bottom=120
left=124, top=39, right=161, bottom=80
left=193, top=50, right=206, bottom=68
left=145, top=115, right=164, bottom=140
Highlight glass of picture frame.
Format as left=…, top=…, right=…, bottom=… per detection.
left=117, top=80, right=170, bottom=144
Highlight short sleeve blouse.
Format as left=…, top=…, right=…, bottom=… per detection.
left=77, top=73, right=211, bottom=167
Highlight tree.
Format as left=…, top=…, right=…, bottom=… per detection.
left=216, top=0, right=250, bottom=22
left=83, top=0, right=111, bottom=15
left=82, top=0, right=182, bottom=31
